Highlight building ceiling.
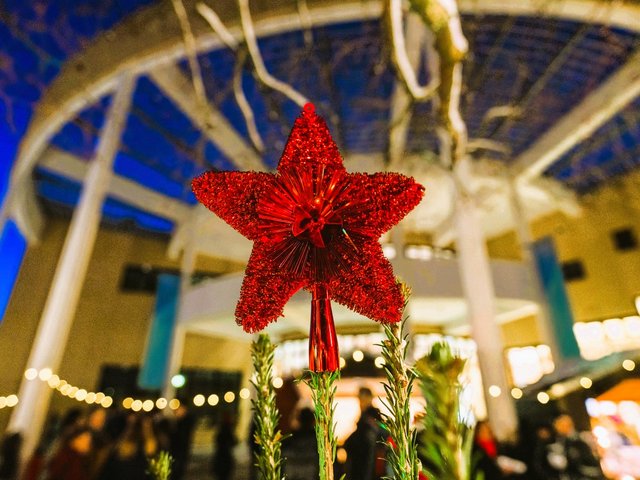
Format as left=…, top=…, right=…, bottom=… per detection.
left=1, top=0, right=640, bottom=237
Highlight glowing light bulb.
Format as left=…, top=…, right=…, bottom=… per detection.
left=193, top=394, right=205, bottom=407
left=537, top=392, right=550, bottom=404
left=272, top=377, right=284, bottom=389
left=24, top=368, right=38, bottom=380
left=208, top=394, right=219, bottom=406
left=171, top=374, right=186, bottom=388
left=488, top=385, right=501, bottom=398
left=580, top=377, right=592, bottom=389
left=511, top=388, right=523, bottom=399
left=156, top=398, right=167, bottom=409
left=239, top=388, right=251, bottom=400
left=224, top=392, right=236, bottom=403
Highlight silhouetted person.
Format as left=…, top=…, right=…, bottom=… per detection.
left=44, top=427, right=93, bottom=480
left=473, top=421, right=505, bottom=479
left=211, top=414, right=236, bottom=480
left=0, top=432, right=22, bottom=480
left=344, top=387, right=382, bottom=480
left=544, top=414, right=605, bottom=480
left=86, top=407, right=112, bottom=479
left=98, top=413, right=158, bottom=480
left=532, top=424, right=557, bottom=480
left=282, top=408, right=319, bottom=480
left=171, top=404, right=196, bottom=480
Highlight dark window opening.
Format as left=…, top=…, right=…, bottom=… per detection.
left=561, top=260, right=586, bottom=281
left=120, top=264, right=221, bottom=293
left=612, top=228, right=638, bottom=251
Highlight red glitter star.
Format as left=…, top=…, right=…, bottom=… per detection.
left=193, top=103, right=424, bottom=371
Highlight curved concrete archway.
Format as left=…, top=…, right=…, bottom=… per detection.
left=6, top=0, right=640, bottom=240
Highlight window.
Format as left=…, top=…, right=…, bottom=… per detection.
left=120, top=264, right=220, bottom=293
left=612, top=228, right=638, bottom=251
left=561, top=260, right=586, bottom=281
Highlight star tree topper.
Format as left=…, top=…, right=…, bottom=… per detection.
left=193, top=103, right=424, bottom=372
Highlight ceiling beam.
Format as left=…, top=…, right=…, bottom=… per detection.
left=511, top=48, right=640, bottom=182
left=149, top=64, right=265, bottom=172
left=38, top=147, right=190, bottom=223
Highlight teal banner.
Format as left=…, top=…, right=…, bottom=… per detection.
left=532, top=236, right=581, bottom=361
left=138, top=273, right=180, bottom=390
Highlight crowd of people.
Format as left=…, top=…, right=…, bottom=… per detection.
left=0, top=404, right=195, bottom=480
left=0, top=389, right=609, bottom=480
left=280, top=387, right=607, bottom=480
left=472, top=414, right=606, bottom=479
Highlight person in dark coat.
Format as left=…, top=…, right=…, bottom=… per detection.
left=543, top=414, right=605, bottom=480
left=282, top=408, right=319, bottom=480
left=532, top=424, right=559, bottom=480
left=0, top=432, right=21, bottom=480
left=98, top=413, right=158, bottom=480
left=44, top=427, right=93, bottom=480
left=170, top=404, right=196, bottom=480
left=211, top=414, right=237, bottom=480
left=344, top=387, right=383, bottom=480
left=473, top=421, right=506, bottom=479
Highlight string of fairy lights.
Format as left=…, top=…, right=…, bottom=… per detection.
left=0, top=368, right=286, bottom=412
left=1, top=358, right=636, bottom=412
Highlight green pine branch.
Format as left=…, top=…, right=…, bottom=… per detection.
left=148, top=451, right=173, bottom=480
left=304, top=370, right=340, bottom=480
left=415, top=342, right=475, bottom=480
left=251, top=334, right=285, bottom=480
left=379, top=282, right=421, bottom=480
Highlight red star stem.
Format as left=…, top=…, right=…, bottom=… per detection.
left=193, top=103, right=424, bottom=372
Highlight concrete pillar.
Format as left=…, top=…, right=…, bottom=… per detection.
left=453, top=182, right=519, bottom=441
left=507, top=179, right=562, bottom=362
left=161, top=227, right=196, bottom=401
left=9, top=73, right=136, bottom=461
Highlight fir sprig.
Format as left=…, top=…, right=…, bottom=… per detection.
left=416, top=342, right=475, bottom=480
left=379, top=282, right=421, bottom=480
left=148, top=451, right=173, bottom=480
left=251, top=334, right=285, bottom=480
left=304, top=370, right=340, bottom=480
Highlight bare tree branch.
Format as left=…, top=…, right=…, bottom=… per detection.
left=234, top=49, right=265, bottom=152
left=170, top=0, right=208, bottom=117
left=197, top=2, right=264, bottom=152
left=238, top=0, right=309, bottom=107
left=196, top=2, right=238, bottom=51
left=387, top=0, right=439, bottom=101
left=410, top=0, right=469, bottom=166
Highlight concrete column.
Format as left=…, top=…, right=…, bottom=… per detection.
left=9, top=73, right=136, bottom=461
left=161, top=228, right=196, bottom=401
left=507, top=179, right=562, bottom=362
left=453, top=183, right=518, bottom=441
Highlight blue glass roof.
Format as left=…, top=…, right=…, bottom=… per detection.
left=2, top=1, right=640, bottom=235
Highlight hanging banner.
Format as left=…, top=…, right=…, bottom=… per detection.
left=532, top=236, right=581, bottom=361
left=138, top=273, right=180, bottom=390
left=0, top=219, right=27, bottom=323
